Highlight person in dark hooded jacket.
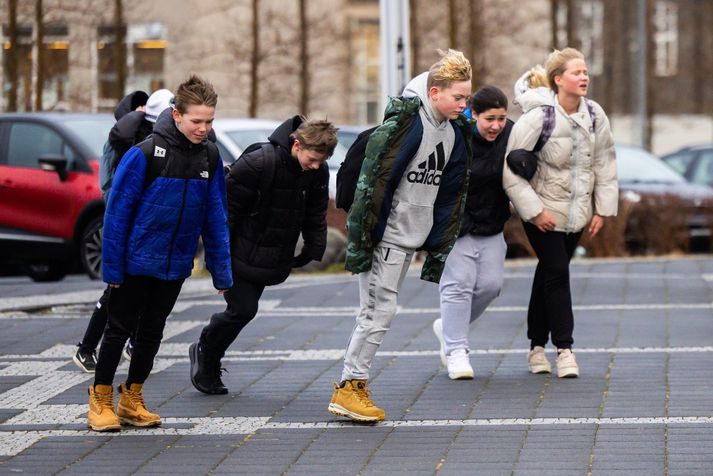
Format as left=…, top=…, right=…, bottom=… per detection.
left=189, top=115, right=337, bottom=395
left=87, top=75, right=232, bottom=432
left=73, top=89, right=174, bottom=374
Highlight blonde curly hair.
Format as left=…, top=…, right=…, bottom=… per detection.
left=427, top=49, right=472, bottom=90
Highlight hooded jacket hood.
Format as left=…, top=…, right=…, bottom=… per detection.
left=402, top=72, right=445, bottom=128
left=268, top=115, right=303, bottom=150
left=113, top=90, right=148, bottom=120
left=512, top=71, right=555, bottom=114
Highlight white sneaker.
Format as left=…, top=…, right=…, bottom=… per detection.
left=527, top=346, right=552, bottom=374
left=446, top=349, right=474, bottom=380
left=432, top=318, right=446, bottom=366
left=556, top=349, right=579, bottom=378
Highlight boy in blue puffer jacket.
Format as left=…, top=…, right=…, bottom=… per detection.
left=86, top=75, right=233, bottom=432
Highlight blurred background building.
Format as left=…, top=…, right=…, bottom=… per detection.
left=1, top=0, right=712, bottom=154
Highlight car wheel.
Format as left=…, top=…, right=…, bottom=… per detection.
left=80, top=216, right=103, bottom=280
left=26, top=262, right=69, bottom=282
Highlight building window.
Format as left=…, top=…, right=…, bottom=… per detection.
left=579, top=0, right=603, bottom=76
left=653, top=0, right=678, bottom=77
left=350, top=18, right=380, bottom=124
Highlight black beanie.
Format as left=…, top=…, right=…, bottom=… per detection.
left=130, top=91, right=149, bottom=111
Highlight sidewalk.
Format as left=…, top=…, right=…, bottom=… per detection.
left=1, top=257, right=712, bottom=475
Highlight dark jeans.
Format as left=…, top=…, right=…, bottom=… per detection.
left=79, top=286, right=138, bottom=352
left=199, top=276, right=265, bottom=359
left=523, top=221, right=582, bottom=350
left=94, top=274, right=183, bottom=386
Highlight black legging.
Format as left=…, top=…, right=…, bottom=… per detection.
left=523, top=221, right=582, bottom=350
left=94, top=274, right=183, bottom=386
left=199, top=276, right=265, bottom=360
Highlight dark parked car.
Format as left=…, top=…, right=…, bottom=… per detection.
left=0, top=113, right=114, bottom=281
left=661, top=144, right=713, bottom=188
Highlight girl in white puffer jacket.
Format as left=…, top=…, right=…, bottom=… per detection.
left=503, top=48, right=618, bottom=378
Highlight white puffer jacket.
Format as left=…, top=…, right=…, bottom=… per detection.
left=503, top=76, right=618, bottom=233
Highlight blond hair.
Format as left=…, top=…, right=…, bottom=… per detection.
left=427, top=49, right=472, bottom=90
left=292, top=118, right=339, bottom=156
left=526, top=65, right=549, bottom=89
left=544, top=47, right=585, bottom=93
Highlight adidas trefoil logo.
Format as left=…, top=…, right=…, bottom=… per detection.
left=200, top=171, right=209, bottom=179
left=407, top=142, right=445, bottom=185
left=154, top=146, right=166, bottom=158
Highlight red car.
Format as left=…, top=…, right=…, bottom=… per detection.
left=0, top=113, right=114, bottom=281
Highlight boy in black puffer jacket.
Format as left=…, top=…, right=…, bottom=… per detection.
left=189, top=116, right=338, bottom=395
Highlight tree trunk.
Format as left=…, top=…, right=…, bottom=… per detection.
left=565, top=0, right=576, bottom=49
left=550, top=0, right=559, bottom=49
left=467, top=0, right=484, bottom=90
left=114, top=0, right=126, bottom=100
left=644, top=0, right=654, bottom=151
left=448, top=0, right=457, bottom=49
left=249, top=0, right=260, bottom=117
left=35, top=0, right=44, bottom=111
left=409, top=0, right=418, bottom=77
left=299, top=0, right=309, bottom=114
left=7, top=0, right=19, bottom=111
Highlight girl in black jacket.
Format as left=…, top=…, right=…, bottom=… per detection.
left=189, top=116, right=338, bottom=395
left=433, top=86, right=513, bottom=380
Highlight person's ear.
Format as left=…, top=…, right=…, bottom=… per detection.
left=554, top=75, right=563, bottom=88
left=171, top=108, right=181, bottom=122
left=429, top=86, right=441, bottom=102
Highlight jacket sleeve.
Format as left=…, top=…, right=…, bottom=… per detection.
left=109, top=111, right=145, bottom=151
left=298, top=164, right=329, bottom=261
left=591, top=103, right=618, bottom=217
left=201, top=157, right=234, bottom=290
left=502, top=109, right=546, bottom=222
left=101, top=146, right=147, bottom=285
left=225, top=151, right=263, bottom=229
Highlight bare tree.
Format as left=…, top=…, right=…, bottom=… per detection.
left=113, top=0, right=126, bottom=100
left=34, top=0, right=44, bottom=111
left=249, top=0, right=260, bottom=117
left=298, top=0, right=309, bottom=114
left=467, top=0, right=485, bottom=90
left=550, top=0, right=559, bottom=49
left=6, top=0, right=19, bottom=111
left=448, top=0, right=457, bottom=49
left=565, top=0, right=576, bottom=49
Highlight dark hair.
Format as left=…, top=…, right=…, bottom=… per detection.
left=173, top=74, right=218, bottom=114
left=468, top=85, right=508, bottom=114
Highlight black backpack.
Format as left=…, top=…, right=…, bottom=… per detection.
left=335, top=126, right=378, bottom=212
left=224, top=142, right=277, bottom=224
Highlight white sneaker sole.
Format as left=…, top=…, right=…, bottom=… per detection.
left=448, top=369, right=474, bottom=380
left=73, top=354, right=95, bottom=373
left=557, top=366, right=579, bottom=378
left=432, top=319, right=446, bottom=366
left=528, top=362, right=552, bottom=374
left=327, top=403, right=384, bottom=422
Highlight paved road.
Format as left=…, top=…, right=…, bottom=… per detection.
left=1, top=257, right=712, bottom=475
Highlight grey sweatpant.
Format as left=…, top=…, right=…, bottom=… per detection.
left=341, top=244, right=414, bottom=382
left=438, top=232, right=507, bottom=356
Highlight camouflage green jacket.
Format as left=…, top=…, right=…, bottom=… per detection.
left=345, top=96, right=472, bottom=283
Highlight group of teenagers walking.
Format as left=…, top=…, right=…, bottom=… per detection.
left=77, top=45, right=618, bottom=431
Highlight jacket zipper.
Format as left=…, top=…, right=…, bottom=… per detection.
left=166, top=179, right=188, bottom=277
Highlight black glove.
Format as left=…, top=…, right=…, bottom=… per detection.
left=507, top=149, right=538, bottom=181
left=292, top=253, right=311, bottom=268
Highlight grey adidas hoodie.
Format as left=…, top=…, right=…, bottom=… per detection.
left=380, top=72, right=456, bottom=250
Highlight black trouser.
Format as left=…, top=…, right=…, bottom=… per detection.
left=199, top=276, right=265, bottom=360
left=94, top=274, right=183, bottom=386
left=78, top=286, right=111, bottom=352
left=523, top=221, right=582, bottom=350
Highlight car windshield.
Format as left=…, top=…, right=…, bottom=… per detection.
left=62, top=118, right=115, bottom=157
left=225, top=130, right=274, bottom=150
left=616, top=145, right=685, bottom=184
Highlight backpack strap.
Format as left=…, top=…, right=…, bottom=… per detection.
left=256, top=143, right=277, bottom=228
left=533, top=105, right=555, bottom=153
left=205, top=140, right=220, bottom=181
left=584, top=98, right=597, bottom=131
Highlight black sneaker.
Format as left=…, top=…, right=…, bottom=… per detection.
left=189, top=342, right=228, bottom=395
left=123, top=340, right=134, bottom=361
left=73, top=346, right=97, bottom=373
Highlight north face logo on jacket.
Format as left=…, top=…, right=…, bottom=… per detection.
left=407, top=142, right=445, bottom=185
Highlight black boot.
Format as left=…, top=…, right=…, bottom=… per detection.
left=189, top=341, right=228, bottom=395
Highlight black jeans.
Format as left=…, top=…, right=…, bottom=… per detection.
left=523, top=221, right=582, bottom=350
left=94, top=274, right=183, bottom=386
left=199, top=276, right=265, bottom=359
left=78, top=286, right=111, bottom=352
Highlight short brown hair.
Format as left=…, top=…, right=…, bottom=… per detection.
left=292, top=118, right=339, bottom=156
left=427, top=49, right=472, bottom=90
left=174, top=74, right=218, bottom=113
left=545, top=48, right=585, bottom=94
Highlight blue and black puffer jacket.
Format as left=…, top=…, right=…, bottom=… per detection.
left=102, top=108, right=233, bottom=290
